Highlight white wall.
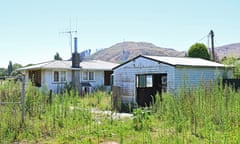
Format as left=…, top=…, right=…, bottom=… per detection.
left=113, top=56, right=233, bottom=105
left=42, top=69, right=72, bottom=93
left=114, top=56, right=175, bottom=104
left=23, top=68, right=114, bottom=93
left=81, top=70, right=105, bottom=88
left=43, top=69, right=106, bottom=92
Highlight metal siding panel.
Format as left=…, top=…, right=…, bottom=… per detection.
left=175, top=67, right=225, bottom=92
left=113, top=56, right=176, bottom=104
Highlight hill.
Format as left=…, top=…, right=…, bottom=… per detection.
left=215, top=43, right=240, bottom=60
left=87, top=41, right=185, bottom=63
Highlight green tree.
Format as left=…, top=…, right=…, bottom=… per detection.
left=222, top=56, right=240, bottom=78
left=188, top=43, right=210, bottom=60
left=221, top=56, right=237, bottom=65
left=0, top=68, right=7, bottom=76
left=7, top=61, right=13, bottom=76
left=54, top=52, right=62, bottom=60
left=11, top=63, right=23, bottom=76
left=13, top=63, right=22, bottom=70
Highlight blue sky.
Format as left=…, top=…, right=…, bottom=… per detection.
left=0, top=0, right=239, bottom=67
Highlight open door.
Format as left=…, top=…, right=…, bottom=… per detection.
left=29, top=70, right=41, bottom=87
left=136, top=74, right=167, bottom=107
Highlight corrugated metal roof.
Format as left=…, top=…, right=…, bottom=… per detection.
left=18, top=60, right=118, bottom=71
left=113, top=55, right=226, bottom=70
left=143, top=55, right=225, bottom=67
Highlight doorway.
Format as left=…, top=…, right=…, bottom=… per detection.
left=136, top=73, right=167, bottom=107
left=29, top=70, right=41, bottom=87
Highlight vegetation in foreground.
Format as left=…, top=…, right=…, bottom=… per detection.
left=1, top=80, right=240, bottom=143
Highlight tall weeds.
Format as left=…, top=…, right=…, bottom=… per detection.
left=151, top=80, right=240, bottom=143
left=1, top=79, right=240, bottom=143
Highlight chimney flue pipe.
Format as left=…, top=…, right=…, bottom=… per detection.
left=74, top=37, right=78, bottom=53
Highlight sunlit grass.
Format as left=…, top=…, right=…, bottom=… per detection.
left=1, top=79, right=240, bottom=143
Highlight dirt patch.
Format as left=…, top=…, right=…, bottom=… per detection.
left=100, top=141, right=118, bottom=144
left=91, top=109, right=133, bottom=120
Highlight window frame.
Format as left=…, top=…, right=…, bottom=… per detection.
left=82, top=71, right=95, bottom=81
left=136, top=74, right=153, bottom=88
left=52, top=71, right=67, bottom=83
left=60, top=71, right=66, bottom=82
left=53, top=71, right=59, bottom=82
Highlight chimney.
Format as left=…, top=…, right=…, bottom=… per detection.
left=72, top=37, right=80, bottom=68
left=72, top=37, right=81, bottom=95
left=74, top=37, right=78, bottom=53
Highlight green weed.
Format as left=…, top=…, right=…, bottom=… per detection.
left=1, top=79, right=240, bottom=143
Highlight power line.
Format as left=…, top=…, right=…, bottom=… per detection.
left=198, top=34, right=209, bottom=42
left=198, top=30, right=215, bottom=61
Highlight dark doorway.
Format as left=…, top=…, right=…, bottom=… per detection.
left=29, top=70, right=41, bottom=87
left=136, top=73, right=167, bottom=107
left=104, top=71, right=113, bottom=86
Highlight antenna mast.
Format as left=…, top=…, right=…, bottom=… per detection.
left=61, top=30, right=77, bottom=57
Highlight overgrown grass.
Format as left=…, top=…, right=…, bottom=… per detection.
left=1, top=80, right=240, bottom=143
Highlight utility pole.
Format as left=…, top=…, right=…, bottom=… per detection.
left=209, top=30, right=215, bottom=61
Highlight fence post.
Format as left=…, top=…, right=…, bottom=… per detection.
left=21, top=75, right=25, bottom=127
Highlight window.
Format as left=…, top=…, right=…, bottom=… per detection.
left=146, top=75, right=153, bottom=87
left=89, top=72, right=94, bottom=80
left=136, top=75, right=153, bottom=88
left=53, top=71, right=66, bottom=82
left=60, top=71, right=66, bottom=82
left=54, top=71, right=59, bottom=82
left=161, top=75, right=167, bottom=92
left=83, top=72, right=88, bottom=80
left=82, top=71, right=95, bottom=81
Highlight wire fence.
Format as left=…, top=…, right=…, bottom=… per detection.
left=0, top=75, right=25, bottom=126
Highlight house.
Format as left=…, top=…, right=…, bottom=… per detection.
left=18, top=37, right=118, bottom=94
left=18, top=60, right=118, bottom=93
left=112, top=55, right=233, bottom=108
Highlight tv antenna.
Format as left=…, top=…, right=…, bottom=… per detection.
left=60, top=30, right=77, bottom=57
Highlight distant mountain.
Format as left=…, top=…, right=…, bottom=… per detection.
left=215, top=43, right=240, bottom=60
left=87, top=41, right=185, bottom=63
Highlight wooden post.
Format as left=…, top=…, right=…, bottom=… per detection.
left=210, top=30, right=215, bottom=61
left=21, top=75, right=25, bottom=127
left=49, top=89, right=53, bottom=105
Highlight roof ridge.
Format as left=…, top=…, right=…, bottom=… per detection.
left=143, top=55, right=219, bottom=62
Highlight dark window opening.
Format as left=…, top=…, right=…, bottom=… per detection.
left=54, top=71, right=59, bottom=82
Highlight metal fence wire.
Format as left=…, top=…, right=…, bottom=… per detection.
left=0, top=75, right=25, bottom=127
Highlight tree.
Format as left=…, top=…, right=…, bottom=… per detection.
left=0, top=68, right=7, bottom=76
left=13, top=63, right=22, bottom=70
left=7, top=61, right=13, bottom=76
left=188, top=43, right=210, bottom=60
left=221, top=56, right=240, bottom=78
left=221, top=56, right=237, bottom=65
left=11, top=63, right=23, bottom=76
left=54, top=52, right=62, bottom=60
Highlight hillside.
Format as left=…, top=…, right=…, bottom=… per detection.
left=87, top=41, right=185, bottom=63
left=215, top=43, right=240, bottom=60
